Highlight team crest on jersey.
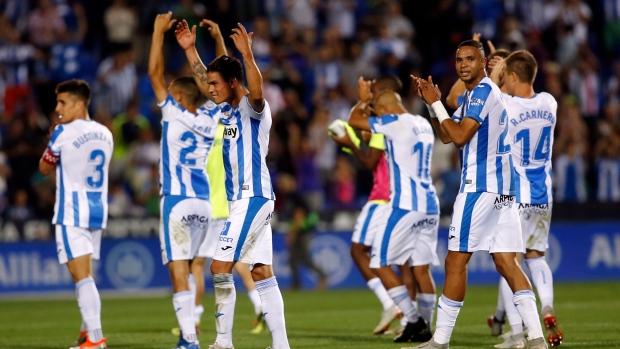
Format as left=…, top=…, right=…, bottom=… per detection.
left=223, top=125, right=239, bottom=139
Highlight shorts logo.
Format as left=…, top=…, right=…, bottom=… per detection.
left=412, top=218, right=438, bottom=233
left=219, top=221, right=234, bottom=243
left=494, top=195, right=515, bottom=210
left=181, top=214, right=208, bottom=229
left=265, top=212, right=273, bottom=226
left=518, top=203, right=549, bottom=220
left=223, top=125, right=239, bottom=139
left=449, top=235, right=456, bottom=239
left=221, top=246, right=233, bottom=251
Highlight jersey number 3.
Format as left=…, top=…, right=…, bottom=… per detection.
left=87, top=149, right=105, bottom=189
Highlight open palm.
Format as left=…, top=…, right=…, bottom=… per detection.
left=175, top=20, right=196, bottom=51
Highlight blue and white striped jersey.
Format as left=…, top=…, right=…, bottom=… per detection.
left=505, top=92, right=557, bottom=204
left=48, top=119, right=113, bottom=228
left=158, top=95, right=220, bottom=200
left=368, top=113, right=439, bottom=213
left=220, top=95, right=274, bottom=201
left=452, top=77, right=515, bottom=196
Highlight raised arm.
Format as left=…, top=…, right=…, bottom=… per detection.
left=348, top=77, right=373, bottom=132
left=230, top=23, right=264, bottom=112
left=148, top=12, right=177, bottom=103
left=175, top=19, right=227, bottom=99
left=330, top=131, right=382, bottom=171
left=411, top=75, right=453, bottom=144
left=415, top=76, right=479, bottom=148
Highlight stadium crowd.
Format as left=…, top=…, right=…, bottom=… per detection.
left=0, top=0, right=619, bottom=228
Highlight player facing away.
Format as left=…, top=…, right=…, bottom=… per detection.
left=149, top=12, right=221, bottom=349
left=39, top=79, right=113, bottom=349
left=349, top=83, right=440, bottom=344
left=408, top=40, right=548, bottom=349
left=193, top=122, right=266, bottom=334
left=490, top=51, right=561, bottom=348
left=175, top=20, right=290, bottom=349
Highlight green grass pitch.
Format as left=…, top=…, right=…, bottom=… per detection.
left=1, top=282, right=619, bottom=348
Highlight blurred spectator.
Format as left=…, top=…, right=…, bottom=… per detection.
left=602, top=0, right=620, bottom=53
left=0, top=150, right=11, bottom=215
left=27, top=0, right=66, bottom=49
left=277, top=173, right=327, bottom=290
left=569, top=53, right=600, bottom=134
left=111, top=99, right=150, bottom=161
left=385, top=1, right=414, bottom=42
left=553, top=96, right=590, bottom=202
left=325, top=0, right=356, bottom=39
left=94, top=44, right=137, bottom=116
left=7, top=189, right=35, bottom=222
left=437, top=149, right=461, bottom=217
left=328, top=155, right=356, bottom=208
left=594, top=102, right=620, bottom=201
left=104, top=0, right=138, bottom=47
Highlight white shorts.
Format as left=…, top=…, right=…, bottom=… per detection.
left=213, top=197, right=274, bottom=265
left=448, top=192, right=523, bottom=253
left=351, top=201, right=387, bottom=246
left=518, top=202, right=552, bottom=252
left=369, top=206, right=440, bottom=268
left=197, top=217, right=228, bottom=258
left=55, top=224, right=102, bottom=264
left=160, top=196, right=212, bottom=264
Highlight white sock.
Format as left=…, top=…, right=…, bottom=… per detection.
left=418, top=293, right=436, bottom=331
left=189, top=274, right=196, bottom=299
left=256, top=276, right=290, bottom=349
left=367, top=277, right=394, bottom=310
left=76, top=277, right=103, bottom=342
left=433, top=295, right=463, bottom=345
left=513, top=290, right=544, bottom=340
left=500, top=277, right=523, bottom=334
left=213, top=273, right=236, bottom=348
left=194, top=304, right=204, bottom=325
left=387, top=285, right=419, bottom=323
left=248, top=288, right=262, bottom=315
left=173, top=291, right=197, bottom=343
left=526, top=257, right=554, bottom=312
left=494, top=278, right=506, bottom=322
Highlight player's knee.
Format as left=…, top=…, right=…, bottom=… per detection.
left=251, top=264, right=274, bottom=281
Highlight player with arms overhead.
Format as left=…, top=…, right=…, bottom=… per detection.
left=149, top=12, right=222, bottom=349
left=40, top=79, right=113, bottom=349
left=175, top=18, right=290, bottom=349
left=407, top=40, right=548, bottom=349
left=490, top=50, right=561, bottom=348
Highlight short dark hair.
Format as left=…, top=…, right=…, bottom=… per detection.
left=505, top=50, right=538, bottom=84
left=372, top=74, right=403, bottom=93
left=207, top=55, right=244, bottom=84
left=56, top=79, right=92, bottom=105
left=457, top=39, right=486, bottom=60
left=170, top=76, right=204, bottom=107
left=489, top=49, right=510, bottom=60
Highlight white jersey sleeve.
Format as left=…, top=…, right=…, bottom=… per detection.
left=51, top=120, right=113, bottom=229
left=220, top=95, right=274, bottom=201
left=454, top=77, right=515, bottom=196
left=506, top=92, right=557, bottom=204
left=158, top=94, right=220, bottom=199
left=368, top=113, right=439, bottom=213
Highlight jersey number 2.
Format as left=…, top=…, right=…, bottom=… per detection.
left=87, top=149, right=105, bottom=188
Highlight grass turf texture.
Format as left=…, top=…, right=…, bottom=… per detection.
left=0, top=282, right=619, bottom=348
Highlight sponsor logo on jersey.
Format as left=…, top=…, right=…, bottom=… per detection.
left=223, top=125, right=239, bottom=139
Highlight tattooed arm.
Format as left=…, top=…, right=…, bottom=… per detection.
left=174, top=19, right=227, bottom=101
left=230, top=23, right=264, bottom=112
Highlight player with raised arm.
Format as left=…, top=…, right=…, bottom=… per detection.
left=175, top=19, right=289, bottom=349
left=348, top=79, right=440, bottom=344
left=490, top=51, right=561, bottom=348
left=149, top=12, right=221, bottom=349
left=406, top=39, right=548, bottom=349
left=40, top=79, right=113, bottom=349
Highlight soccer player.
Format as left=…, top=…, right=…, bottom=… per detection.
left=407, top=39, right=548, bottom=349
left=149, top=12, right=221, bottom=349
left=175, top=20, right=290, bottom=349
left=39, top=79, right=113, bottom=349
left=192, top=122, right=265, bottom=334
left=348, top=79, right=440, bottom=344
left=489, top=51, right=561, bottom=348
